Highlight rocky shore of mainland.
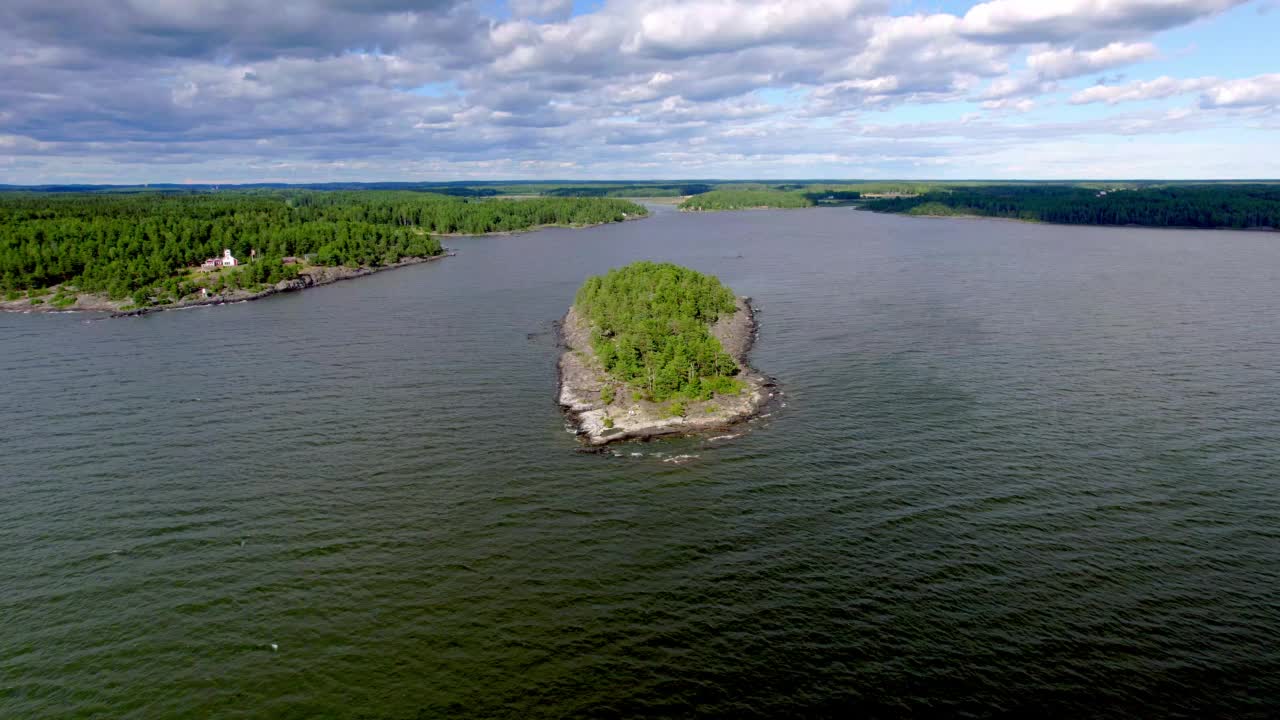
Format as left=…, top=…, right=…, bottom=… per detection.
left=0, top=253, right=452, bottom=317
left=558, top=295, right=776, bottom=446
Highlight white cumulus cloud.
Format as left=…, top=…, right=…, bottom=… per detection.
left=1027, top=42, right=1158, bottom=80
left=959, top=0, right=1248, bottom=43
left=1200, top=73, right=1280, bottom=107
left=1070, top=76, right=1212, bottom=104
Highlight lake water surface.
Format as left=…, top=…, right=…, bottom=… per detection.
left=2, top=206, right=1278, bottom=718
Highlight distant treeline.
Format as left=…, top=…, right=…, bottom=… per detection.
left=679, top=189, right=814, bottom=211
left=0, top=191, right=646, bottom=299
left=0, top=180, right=962, bottom=199
left=863, top=185, right=1280, bottom=229
left=803, top=190, right=863, bottom=203
left=6, top=179, right=1276, bottom=198
left=544, top=183, right=714, bottom=198
left=285, top=192, right=645, bottom=234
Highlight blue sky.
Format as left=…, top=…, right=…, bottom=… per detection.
left=1, top=0, right=1277, bottom=183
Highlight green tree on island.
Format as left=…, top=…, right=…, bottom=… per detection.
left=575, top=261, right=743, bottom=403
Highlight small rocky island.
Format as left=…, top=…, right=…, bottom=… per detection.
left=558, top=261, right=772, bottom=445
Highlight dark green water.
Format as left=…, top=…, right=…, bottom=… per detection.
left=2, top=206, right=1278, bottom=718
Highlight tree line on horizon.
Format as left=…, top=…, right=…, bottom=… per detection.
left=862, top=185, right=1280, bottom=229
left=679, top=189, right=815, bottom=211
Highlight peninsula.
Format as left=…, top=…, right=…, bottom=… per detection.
left=669, top=182, right=1280, bottom=231
left=861, top=184, right=1280, bottom=230
left=0, top=191, right=647, bottom=314
left=558, top=261, right=772, bottom=445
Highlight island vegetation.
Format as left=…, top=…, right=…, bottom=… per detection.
left=559, top=261, right=772, bottom=445
left=574, top=261, right=743, bottom=403
left=862, top=184, right=1280, bottom=230
left=0, top=191, right=645, bottom=309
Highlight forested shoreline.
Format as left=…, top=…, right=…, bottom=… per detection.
left=0, top=191, right=645, bottom=308
left=862, top=185, right=1280, bottom=230
left=679, top=189, right=813, bottom=211
left=5, top=182, right=1275, bottom=312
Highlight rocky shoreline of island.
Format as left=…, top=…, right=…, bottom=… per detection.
left=557, top=295, right=777, bottom=446
left=0, top=253, right=453, bottom=317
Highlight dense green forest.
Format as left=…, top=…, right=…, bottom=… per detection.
left=574, top=262, right=742, bottom=403
left=0, top=192, right=645, bottom=302
left=679, top=189, right=813, bottom=211
left=863, top=185, right=1280, bottom=229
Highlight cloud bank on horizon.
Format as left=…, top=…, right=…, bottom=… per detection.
left=1, top=0, right=1277, bottom=183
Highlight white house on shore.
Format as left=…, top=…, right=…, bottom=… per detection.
left=201, top=249, right=238, bottom=270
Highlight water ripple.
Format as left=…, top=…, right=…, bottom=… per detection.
left=2, top=208, right=1279, bottom=717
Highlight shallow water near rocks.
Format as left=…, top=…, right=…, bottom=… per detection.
left=2, top=205, right=1278, bottom=717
